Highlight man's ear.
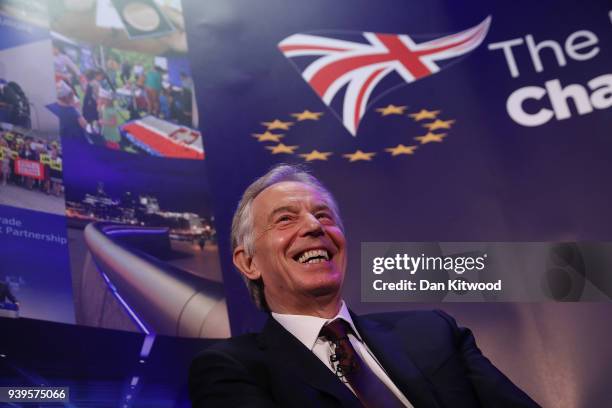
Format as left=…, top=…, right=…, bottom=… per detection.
left=233, top=245, right=261, bottom=281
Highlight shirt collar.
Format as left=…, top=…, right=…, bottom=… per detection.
left=271, top=301, right=362, bottom=351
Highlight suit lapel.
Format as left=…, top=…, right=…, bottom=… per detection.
left=352, top=313, right=441, bottom=408
left=258, top=317, right=361, bottom=407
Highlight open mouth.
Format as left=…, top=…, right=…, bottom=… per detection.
left=294, top=248, right=331, bottom=264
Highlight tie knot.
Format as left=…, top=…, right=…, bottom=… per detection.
left=320, top=318, right=352, bottom=342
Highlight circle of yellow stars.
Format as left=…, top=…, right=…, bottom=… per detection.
left=251, top=106, right=456, bottom=162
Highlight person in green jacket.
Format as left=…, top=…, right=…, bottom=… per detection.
left=145, top=65, right=163, bottom=116
left=98, top=88, right=121, bottom=150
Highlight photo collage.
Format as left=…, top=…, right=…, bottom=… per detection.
left=0, top=0, right=228, bottom=338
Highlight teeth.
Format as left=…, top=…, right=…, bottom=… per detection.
left=297, top=249, right=330, bottom=264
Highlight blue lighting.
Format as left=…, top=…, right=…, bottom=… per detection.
left=99, top=271, right=151, bottom=335
left=101, top=225, right=168, bottom=236
left=105, top=229, right=166, bottom=236
left=140, top=334, right=156, bottom=358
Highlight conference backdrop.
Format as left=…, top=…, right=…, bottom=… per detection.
left=0, top=0, right=611, bottom=407
left=184, top=1, right=612, bottom=406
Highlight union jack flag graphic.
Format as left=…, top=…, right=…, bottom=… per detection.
left=278, top=16, right=491, bottom=136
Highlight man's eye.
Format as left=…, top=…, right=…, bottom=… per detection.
left=276, top=215, right=292, bottom=223
left=316, top=212, right=333, bottom=220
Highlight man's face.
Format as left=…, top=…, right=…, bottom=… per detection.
left=247, top=181, right=347, bottom=312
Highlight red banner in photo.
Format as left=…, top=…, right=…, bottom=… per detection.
left=14, top=159, right=45, bottom=180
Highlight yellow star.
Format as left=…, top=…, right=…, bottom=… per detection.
left=299, top=150, right=333, bottom=161
left=409, top=109, right=440, bottom=121
left=266, top=143, right=299, bottom=154
left=414, top=132, right=447, bottom=144
left=385, top=144, right=418, bottom=156
left=422, top=119, right=455, bottom=131
left=375, top=104, right=407, bottom=116
left=252, top=131, right=284, bottom=142
left=262, top=119, right=294, bottom=130
left=291, top=110, right=324, bottom=121
left=343, top=150, right=376, bottom=162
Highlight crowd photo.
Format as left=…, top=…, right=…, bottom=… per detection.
left=51, top=40, right=203, bottom=159
left=0, top=127, right=63, bottom=198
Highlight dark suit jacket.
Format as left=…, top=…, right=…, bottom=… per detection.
left=189, top=310, right=540, bottom=407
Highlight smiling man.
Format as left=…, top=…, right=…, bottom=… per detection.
left=189, top=164, right=540, bottom=408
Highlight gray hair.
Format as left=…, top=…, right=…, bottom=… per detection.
left=231, top=164, right=343, bottom=310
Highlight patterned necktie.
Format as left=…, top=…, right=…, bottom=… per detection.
left=320, top=319, right=406, bottom=408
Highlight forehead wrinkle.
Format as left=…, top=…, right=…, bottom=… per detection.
left=251, top=181, right=337, bottom=235
left=267, top=198, right=332, bottom=221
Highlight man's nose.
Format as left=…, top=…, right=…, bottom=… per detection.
left=300, top=213, right=324, bottom=237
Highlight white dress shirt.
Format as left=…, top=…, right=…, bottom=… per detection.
left=272, top=301, right=413, bottom=407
